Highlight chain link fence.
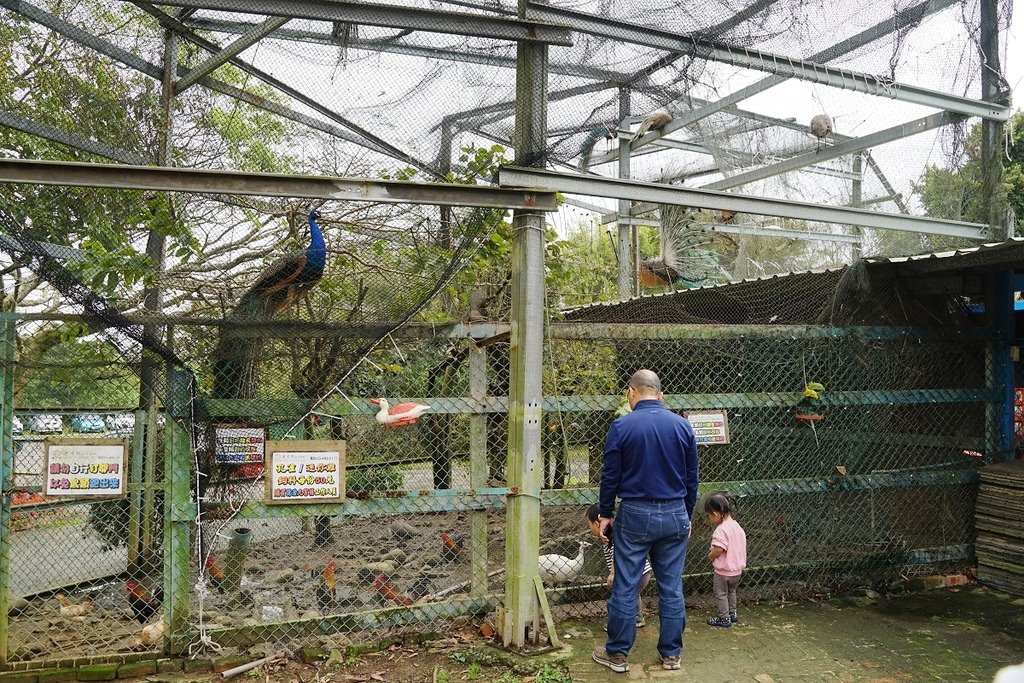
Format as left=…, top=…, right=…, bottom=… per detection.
left=1, top=279, right=994, bottom=664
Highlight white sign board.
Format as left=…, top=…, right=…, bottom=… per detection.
left=686, top=410, right=730, bottom=445
left=44, top=439, right=128, bottom=498
left=265, top=440, right=345, bottom=504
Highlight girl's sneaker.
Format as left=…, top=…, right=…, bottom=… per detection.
left=730, top=612, right=739, bottom=623
left=635, top=613, right=646, bottom=628
left=706, top=615, right=732, bottom=628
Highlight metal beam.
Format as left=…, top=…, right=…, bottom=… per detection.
left=526, top=1, right=1007, bottom=121
left=701, top=112, right=961, bottom=190
left=707, top=222, right=862, bottom=244
left=155, top=0, right=573, bottom=45
left=0, top=158, right=558, bottom=210
left=175, top=15, right=290, bottom=92
left=498, top=166, right=987, bottom=239
left=4, top=0, right=425, bottom=172
left=0, top=109, right=151, bottom=165
left=132, top=1, right=444, bottom=179
left=184, top=17, right=623, bottom=81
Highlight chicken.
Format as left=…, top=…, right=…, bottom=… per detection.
left=316, top=560, right=337, bottom=612
left=55, top=593, right=91, bottom=618
left=373, top=574, right=413, bottom=606
left=440, top=532, right=462, bottom=562
left=125, top=580, right=161, bottom=624
left=205, top=555, right=225, bottom=593
left=133, top=620, right=166, bottom=649
left=538, top=540, right=591, bottom=584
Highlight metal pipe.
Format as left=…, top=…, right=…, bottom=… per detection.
left=220, top=653, right=280, bottom=679
left=223, top=527, right=252, bottom=595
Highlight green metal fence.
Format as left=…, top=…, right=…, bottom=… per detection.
left=0, top=312, right=996, bottom=667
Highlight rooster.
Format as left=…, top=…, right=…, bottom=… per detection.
left=55, top=594, right=91, bottom=618
left=126, top=580, right=161, bottom=624
left=440, top=532, right=462, bottom=562
left=316, top=560, right=337, bottom=612
left=372, top=574, right=413, bottom=606
left=205, top=555, right=225, bottom=593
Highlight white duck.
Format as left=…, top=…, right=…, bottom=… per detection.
left=538, top=540, right=591, bottom=584
left=370, top=398, right=431, bottom=428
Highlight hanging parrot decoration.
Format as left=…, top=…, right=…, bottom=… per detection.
left=795, top=382, right=825, bottom=420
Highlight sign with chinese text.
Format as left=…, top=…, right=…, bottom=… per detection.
left=265, top=440, right=345, bottom=504
left=44, top=439, right=128, bottom=498
left=685, top=410, right=730, bottom=445
left=214, top=426, right=266, bottom=464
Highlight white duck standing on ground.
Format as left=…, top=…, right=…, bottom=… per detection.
left=538, top=540, right=591, bottom=584
left=370, top=398, right=432, bottom=427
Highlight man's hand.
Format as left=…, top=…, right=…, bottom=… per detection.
left=598, top=516, right=613, bottom=544
left=606, top=571, right=615, bottom=588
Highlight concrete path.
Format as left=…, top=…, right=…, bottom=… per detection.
left=564, top=586, right=1024, bottom=682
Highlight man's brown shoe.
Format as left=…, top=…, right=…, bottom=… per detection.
left=593, top=647, right=629, bottom=673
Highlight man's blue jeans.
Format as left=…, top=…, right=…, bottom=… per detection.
left=606, top=500, right=690, bottom=658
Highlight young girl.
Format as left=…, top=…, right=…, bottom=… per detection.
left=704, top=492, right=747, bottom=627
left=586, top=504, right=652, bottom=627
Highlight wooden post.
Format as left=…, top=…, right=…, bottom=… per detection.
left=504, top=2, right=547, bottom=648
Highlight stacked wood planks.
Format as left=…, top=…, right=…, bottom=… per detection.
left=976, top=460, right=1024, bottom=595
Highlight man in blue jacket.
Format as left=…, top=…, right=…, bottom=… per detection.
left=593, top=369, right=699, bottom=673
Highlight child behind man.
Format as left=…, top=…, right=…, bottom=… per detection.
left=586, top=504, right=652, bottom=628
left=704, top=491, right=747, bottom=627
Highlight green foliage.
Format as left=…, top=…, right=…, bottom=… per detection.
left=467, top=662, right=481, bottom=680
left=913, top=111, right=1024, bottom=242
left=85, top=498, right=130, bottom=551
left=346, top=465, right=403, bottom=493
left=534, top=665, right=571, bottom=683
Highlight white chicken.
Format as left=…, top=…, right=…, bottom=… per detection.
left=55, top=593, right=91, bottom=618
left=133, top=620, right=166, bottom=649
left=538, top=540, right=591, bottom=584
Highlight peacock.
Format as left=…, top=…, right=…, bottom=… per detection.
left=638, top=204, right=720, bottom=289
left=212, top=209, right=327, bottom=400
left=579, top=122, right=618, bottom=172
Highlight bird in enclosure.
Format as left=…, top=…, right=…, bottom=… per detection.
left=440, top=531, right=463, bottom=561
left=579, top=122, right=618, bottom=171
left=204, top=555, right=225, bottom=593
left=316, top=559, right=337, bottom=612
left=372, top=573, right=414, bottom=606
left=132, top=620, right=166, bottom=649
left=632, top=108, right=673, bottom=141
left=125, top=580, right=161, bottom=623
left=538, top=540, right=591, bottom=584
left=370, top=397, right=432, bottom=427
left=638, top=205, right=718, bottom=289
left=212, top=208, right=327, bottom=400
left=55, top=593, right=91, bottom=618
left=720, top=209, right=737, bottom=224
left=809, top=114, right=833, bottom=152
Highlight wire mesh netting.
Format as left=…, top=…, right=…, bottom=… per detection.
left=0, top=0, right=1014, bottom=671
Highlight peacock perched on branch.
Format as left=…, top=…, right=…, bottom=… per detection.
left=578, top=122, right=618, bottom=172
left=212, top=209, right=327, bottom=400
